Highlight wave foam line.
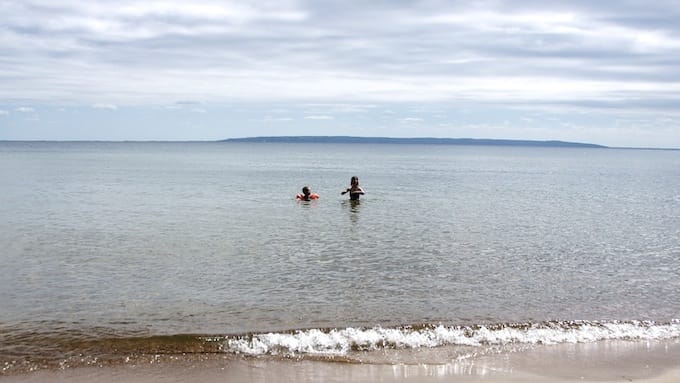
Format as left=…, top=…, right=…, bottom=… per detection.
left=225, top=320, right=680, bottom=356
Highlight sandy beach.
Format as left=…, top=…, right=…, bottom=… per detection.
left=3, top=340, right=679, bottom=383
left=3, top=359, right=680, bottom=383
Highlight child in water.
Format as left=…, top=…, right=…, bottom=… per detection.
left=341, top=176, right=365, bottom=200
left=296, top=186, right=319, bottom=201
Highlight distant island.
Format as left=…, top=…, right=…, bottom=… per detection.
left=221, top=136, right=607, bottom=148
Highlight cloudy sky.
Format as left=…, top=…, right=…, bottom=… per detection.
left=1, top=0, right=679, bottom=147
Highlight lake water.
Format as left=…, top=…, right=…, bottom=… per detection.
left=1, top=141, right=679, bottom=373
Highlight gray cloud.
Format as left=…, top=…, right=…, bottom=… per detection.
left=2, top=1, right=679, bottom=104
left=1, top=0, right=679, bottom=145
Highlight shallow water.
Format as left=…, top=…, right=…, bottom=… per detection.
left=1, top=141, right=679, bottom=371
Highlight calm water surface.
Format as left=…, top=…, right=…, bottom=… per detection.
left=1, top=142, right=679, bottom=367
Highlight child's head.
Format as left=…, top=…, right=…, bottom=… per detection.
left=351, top=176, right=359, bottom=186
left=302, top=186, right=311, bottom=196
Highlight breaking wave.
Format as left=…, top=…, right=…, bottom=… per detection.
left=225, top=319, right=680, bottom=356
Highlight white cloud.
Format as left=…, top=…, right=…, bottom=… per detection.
left=262, top=116, right=294, bottom=122
left=303, top=103, right=377, bottom=113
left=2, top=1, right=679, bottom=108
left=15, top=107, right=34, bottom=113
left=9, top=1, right=307, bottom=43
left=304, top=115, right=334, bottom=120
left=0, top=110, right=8, bottom=115
left=93, top=103, right=118, bottom=110
left=399, top=117, right=423, bottom=123
left=115, top=2, right=307, bottom=23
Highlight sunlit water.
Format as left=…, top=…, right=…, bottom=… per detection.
left=1, top=141, right=679, bottom=369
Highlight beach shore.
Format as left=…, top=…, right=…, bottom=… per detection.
left=3, top=361, right=680, bottom=383
left=3, top=340, right=679, bottom=383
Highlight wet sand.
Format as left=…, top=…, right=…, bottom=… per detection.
left=2, top=361, right=680, bottom=383
left=2, top=340, right=679, bottom=383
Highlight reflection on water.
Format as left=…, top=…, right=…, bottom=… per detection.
left=484, top=340, right=680, bottom=381
left=342, top=199, right=361, bottom=225
left=382, top=340, right=680, bottom=380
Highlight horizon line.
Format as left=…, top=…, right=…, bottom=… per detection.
left=1, top=136, right=679, bottom=150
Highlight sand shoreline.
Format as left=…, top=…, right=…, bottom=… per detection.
left=2, top=361, right=680, bottom=383
left=2, top=340, right=679, bottom=382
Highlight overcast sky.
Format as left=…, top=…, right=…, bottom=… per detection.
left=1, top=0, right=679, bottom=147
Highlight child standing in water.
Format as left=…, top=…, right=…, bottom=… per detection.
left=341, top=176, right=365, bottom=200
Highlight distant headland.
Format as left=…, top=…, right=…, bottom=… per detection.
left=221, top=136, right=607, bottom=148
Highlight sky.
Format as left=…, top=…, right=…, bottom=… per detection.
left=1, top=1, right=680, bottom=147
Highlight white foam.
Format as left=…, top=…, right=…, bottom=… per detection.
left=225, top=320, right=680, bottom=356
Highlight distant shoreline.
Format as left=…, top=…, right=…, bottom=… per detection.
left=1, top=138, right=678, bottom=150
left=222, top=136, right=607, bottom=148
